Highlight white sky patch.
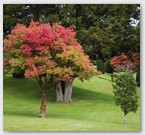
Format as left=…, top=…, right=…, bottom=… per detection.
left=130, top=17, right=140, bottom=27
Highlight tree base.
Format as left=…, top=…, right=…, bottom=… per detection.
left=56, top=79, right=74, bottom=103
left=39, top=114, right=46, bottom=118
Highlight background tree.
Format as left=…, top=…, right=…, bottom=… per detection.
left=112, top=73, right=138, bottom=124
left=58, top=4, right=140, bottom=62
left=3, top=4, right=58, bottom=37
left=4, top=21, right=96, bottom=117
left=104, top=60, right=114, bottom=73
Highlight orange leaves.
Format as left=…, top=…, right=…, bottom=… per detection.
left=24, top=56, right=56, bottom=77
left=54, top=67, right=74, bottom=81
left=55, top=45, right=96, bottom=80
left=3, top=58, right=9, bottom=68
left=4, top=23, right=27, bottom=53
left=96, top=71, right=102, bottom=75
left=10, top=23, right=27, bottom=39
left=25, top=68, right=39, bottom=77
left=25, top=58, right=35, bottom=68
left=7, top=57, right=25, bottom=74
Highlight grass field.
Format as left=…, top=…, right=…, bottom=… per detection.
left=3, top=73, right=140, bottom=131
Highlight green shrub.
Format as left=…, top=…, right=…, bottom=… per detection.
left=91, top=59, right=97, bottom=65
left=12, top=70, right=25, bottom=78
left=112, top=73, right=138, bottom=124
left=105, top=60, right=114, bottom=73
left=96, top=59, right=105, bottom=74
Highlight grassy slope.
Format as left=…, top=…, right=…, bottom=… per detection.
left=3, top=73, right=140, bottom=131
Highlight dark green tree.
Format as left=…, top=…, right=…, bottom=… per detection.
left=105, top=60, right=114, bottom=73
left=3, top=4, right=58, bottom=37
left=112, top=73, right=138, bottom=124
left=58, top=4, right=140, bottom=62
left=96, top=59, right=105, bottom=74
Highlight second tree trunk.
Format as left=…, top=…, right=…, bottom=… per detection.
left=56, top=78, right=74, bottom=103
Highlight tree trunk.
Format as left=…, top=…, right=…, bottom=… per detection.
left=136, top=64, right=140, bottom=87
left=55, top=78, right=74, bottom=103
left=56, top=82, right=64, bottom=102
left=124, top=115, right=127, bottom=124
left=39, top=88, right=47, bottom=118
left=64, top=81, right=72, bottom=102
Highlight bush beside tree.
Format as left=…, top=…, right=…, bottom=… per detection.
left=105, top=60, right=114, bottom=73
left=12, top=70, right=25, bottom=78
left=96, top=59, right=105, bottom=74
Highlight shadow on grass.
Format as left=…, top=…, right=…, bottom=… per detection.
left=98, top=76, right=111, bottom=82
left=4, top=110, right=39, bottom=118
left=72, top=87, right=113, bottom=102
left=4, top=75, right=113, bottom=103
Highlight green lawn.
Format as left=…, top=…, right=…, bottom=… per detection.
left=3, top=73, right=140, bottom=131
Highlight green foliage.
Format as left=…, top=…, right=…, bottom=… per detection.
left=40, top=14, right=59, bottom=24
left=112, top=73, right=138, bottom=116
left=3, top=4, right=58, bottom=37
left=96, top=59, right=105, bottom=73
left=12, top=70, right=25, bottom=78
left=105, top=60, right=114, bottom=73
left=59, top=4, right=140, bottom=61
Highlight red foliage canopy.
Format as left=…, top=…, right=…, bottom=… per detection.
left=4, top=21, right=96, bottom=82
left=110, top=53, right=139, bottom=72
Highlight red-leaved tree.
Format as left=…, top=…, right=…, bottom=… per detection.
left=110, top=53, right=139, bottom=72
left=4, top=21, right=96, bottom=117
